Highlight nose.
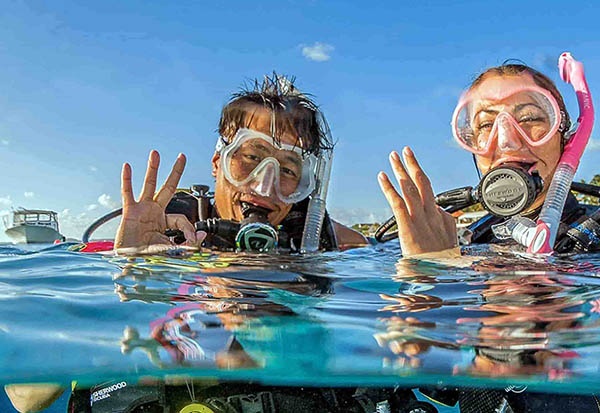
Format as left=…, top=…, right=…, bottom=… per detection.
left=495, top=113, right=523, bottom=152
left=250, top=161, right=277, bottom=198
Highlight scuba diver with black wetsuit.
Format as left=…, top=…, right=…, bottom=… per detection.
left=5, top=74, right=369, bottom=413
left=108, top=73, right=367, bottom=257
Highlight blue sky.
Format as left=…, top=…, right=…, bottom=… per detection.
left=1, top=0, right=599, bottom=242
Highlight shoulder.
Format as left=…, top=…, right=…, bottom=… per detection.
left=331, top=220, right=368, bottom=250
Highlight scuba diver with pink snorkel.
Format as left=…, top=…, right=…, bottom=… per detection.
left=377, top=52, right=599, bottom=258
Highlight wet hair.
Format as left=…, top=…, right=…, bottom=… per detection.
left=218, top=72, right=335, bottom=156
left=469, top=61, right=571, bottom=140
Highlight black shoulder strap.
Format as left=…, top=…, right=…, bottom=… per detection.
left=279, top=198, right=338, bottom=252
left=467, top=213, right=505, bottom=244
left=555, top=205, right=600, bottom=253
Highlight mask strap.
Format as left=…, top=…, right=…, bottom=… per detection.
left=270, top=108, right=277, bottom=141
left=214, top=136, right=228, bottom=153
left=472, top=154, right=481, bottom=180
left=559, top=110, right=568, bottom=133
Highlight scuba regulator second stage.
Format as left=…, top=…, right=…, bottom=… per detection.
left=375, top=163, right=544, bottom=243
left=437, top=162, right=544, bottom=217
left=194, top=202, right=278, bottom=253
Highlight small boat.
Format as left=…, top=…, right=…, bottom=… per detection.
left=2, top=209, right=64, bottom=244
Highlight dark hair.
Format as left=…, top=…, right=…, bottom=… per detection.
left=218, top=73, right=335, bottom=156
left=470, top=62, right=571, bottom=138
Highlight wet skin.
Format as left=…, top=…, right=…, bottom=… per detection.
left=378, top=73, right=563, bottom=257
left=472, top=74, right=562, bottom=212
left=114, top=105, right=367, bottom=252
left=211, top=106, right=304, bottom=227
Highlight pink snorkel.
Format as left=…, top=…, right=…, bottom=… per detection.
left=525, top=52, right=595, bottom=253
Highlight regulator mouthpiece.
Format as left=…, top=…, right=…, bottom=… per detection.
left=235, top=222, right=278, bottom=252
left=235, top=202, right=278, bottom=252
left=478, top=163, right=543, bottom=217
left=194, top=202, right=279, bottom=252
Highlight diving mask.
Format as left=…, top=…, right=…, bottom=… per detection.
left=216, top=128, right=317, bottom=204
left=452, top=84, right=563, bottom=155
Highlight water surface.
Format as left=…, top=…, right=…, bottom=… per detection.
left=2, top=242, right=600, bottom=398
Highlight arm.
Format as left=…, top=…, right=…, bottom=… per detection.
left=377, top=147, right=458, bottom=257
left=4, top=384, right=64, bottom=413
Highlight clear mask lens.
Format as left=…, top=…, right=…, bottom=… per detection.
left=220, top=129, right=317, bottom=204
left=453, top=88, right=561, bottom=154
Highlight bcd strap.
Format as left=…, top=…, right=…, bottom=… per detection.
left=556, top=209, right=600, bottom=253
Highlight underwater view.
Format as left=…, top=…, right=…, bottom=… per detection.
left=3, top=242, right=600, bottom=412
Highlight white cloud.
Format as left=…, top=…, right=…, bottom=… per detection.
left=1, top=139, right=8, bottom=145
left=89, top=166, right=98, bottom=172
left=586, top=139, right=600, bottom=151
left=98, top=193, right=119, bottom=209
left=24, top=192, right=34, bottom=198
left=301, top=42, right=334, bottom=62
left=87, top=204, right=98, bottom=211
left=0, top=196, right=12, bottom=206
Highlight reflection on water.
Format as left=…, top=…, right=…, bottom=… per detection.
left=2, top=242, right=600, bottom=397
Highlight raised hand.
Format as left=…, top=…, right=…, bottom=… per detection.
left=114, top=150, right=204, bottom=254
left=378, top=147, right=458, bottom=257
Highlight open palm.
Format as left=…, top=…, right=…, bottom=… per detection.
left=114, top=150, right=200, bottom=253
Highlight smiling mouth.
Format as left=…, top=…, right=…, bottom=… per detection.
left=519, top=162, right=537, bottom=173
left=493, top=160, right=537, bottom=172
left=238, top=199, right=274, bottom=215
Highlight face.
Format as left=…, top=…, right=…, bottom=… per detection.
left=472, top=74, right=562, bottom=212
left=212, top=106, right=307, bottom=226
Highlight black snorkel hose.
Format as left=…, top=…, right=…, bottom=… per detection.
left=81, top=185, right=212, bottom=244
left=82, top=208, right=122, bottom=243
left=374, top=181, right=600, bottom=243
left=571, top=181, right=600, bottom=198
left=374, top=186, right=475, bottom=243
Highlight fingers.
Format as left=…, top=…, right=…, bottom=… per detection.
left=166, top=214, right=205, bottom=248
left=156, top=153, right=186, bottom=208
left=388, top=150, right=424, bottom=218
left=442, top=210, right=458, bottom=245
left=402, top=147, right=436, bottom=213
left=121, top=163, right=135, bottom=208
left=377, top=171, right=409, bottom=223
left=140, top=150, right=160, bottom=202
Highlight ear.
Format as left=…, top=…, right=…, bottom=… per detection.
left=211, top=152, right=220, bottom=177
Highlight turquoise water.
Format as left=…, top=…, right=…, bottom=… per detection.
left=2, top=242, right=600, bottom=410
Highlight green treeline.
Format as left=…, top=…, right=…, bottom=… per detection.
left=577, top=174, right=600, bottom=206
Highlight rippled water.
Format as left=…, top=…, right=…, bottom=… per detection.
left=2, top=242, right=600, bottom=407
